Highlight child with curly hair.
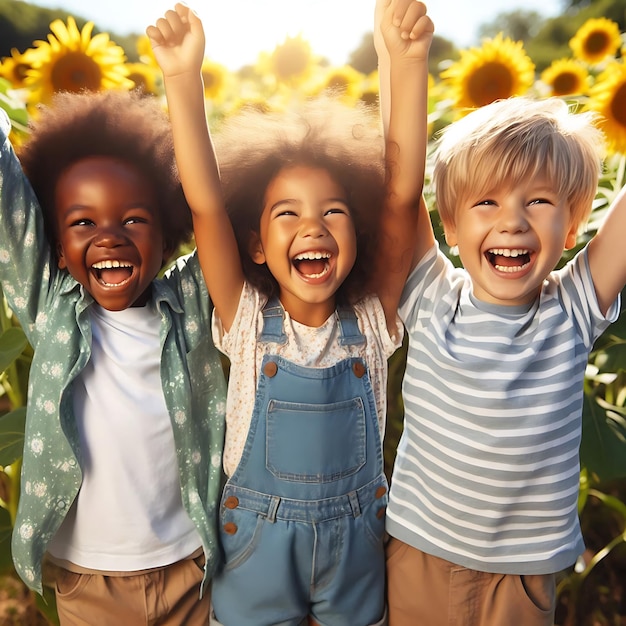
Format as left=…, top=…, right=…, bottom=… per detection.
left=0, top=89, right=227, bottom=625
left=147, top=1, right=432, bottom=623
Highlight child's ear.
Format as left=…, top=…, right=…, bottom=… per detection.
left=57, top=243, right=67, bottom=269
left=564, top=223, right=579, bottom=250
left=442, top=220, right=458, bottom=247
left=248, top=231, right=266, bottom=265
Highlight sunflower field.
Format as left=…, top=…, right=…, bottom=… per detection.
left=0, top=5, right=625, bottom=625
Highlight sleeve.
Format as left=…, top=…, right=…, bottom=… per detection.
left=0, top=111, right=56, bottom=339
left=164, top=249, right=212, bottom=332
left=551, top=246, right=620, bottom=348
left=211, top=282, right=264, bottom=357
left=399, top=242, right=457, bottom=330
left=355, top=295, right=403, bottom=359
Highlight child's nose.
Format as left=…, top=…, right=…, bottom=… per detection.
left=497, top=205, right=529, bottom=233
left=94, top=226, right=127, bottom=247
left=300, top=216, right=328, bottom=237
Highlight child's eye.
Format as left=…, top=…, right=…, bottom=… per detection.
left=473, top=199, right=496, bottom=208
left=528, top=198, right=552, bottom=206
left=276, top=209, right=296, bottom=217
left=124, top=216, right=149, bottom=225
left=70, top=218, right=93, bottom=227
left=325, top=206, right=349, bottom=216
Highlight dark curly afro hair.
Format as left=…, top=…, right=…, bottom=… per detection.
left=213, top=96, right=386, bottom=305
left=17, top=89, right=193, bottom=262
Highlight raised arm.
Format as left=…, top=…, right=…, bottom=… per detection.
left=587, top=184, right=626, bottom=315
left=374, top=0, right=435, bottom=328
left=147, top=4, right=243, bottom=330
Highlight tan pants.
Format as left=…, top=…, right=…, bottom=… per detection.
left=386, top=538, right=556, bottom=626
left=52, top=555, right=209, bottom=626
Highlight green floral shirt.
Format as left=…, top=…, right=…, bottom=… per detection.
left=0, top=114, right=227, bottom=595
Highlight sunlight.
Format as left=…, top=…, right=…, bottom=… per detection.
left=195, top=0, right=375, bottom=70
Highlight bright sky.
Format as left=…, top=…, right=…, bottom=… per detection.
left=26, top=0, right=563, bottom=70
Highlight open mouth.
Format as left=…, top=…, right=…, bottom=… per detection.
left=485, top=248, right=531, bottom=273
left=91, top=260, right=134, bottom=286
left=292, top=251, right=331, bottom=279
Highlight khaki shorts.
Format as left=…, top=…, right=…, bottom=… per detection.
left=51, top=554, right=209, bottom=626
left=386, top=537, right=556, bottom=626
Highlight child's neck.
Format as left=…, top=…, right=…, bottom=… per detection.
left=280, top=295, right=337, bottom=328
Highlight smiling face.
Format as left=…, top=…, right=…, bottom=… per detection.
left=443, top=177, right=578, bottom=307
left=54, top=156, right=168, bottom=310
left=249, top=165, right=357, bottom=326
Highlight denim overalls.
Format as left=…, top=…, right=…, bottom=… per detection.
left=211, top=298, right=388, bottom=626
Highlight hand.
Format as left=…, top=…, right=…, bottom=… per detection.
left=146, top=3, right=205, bottom=78
left=375, top=0, right=434, bottom=62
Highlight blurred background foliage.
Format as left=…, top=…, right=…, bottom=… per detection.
left=0, top=0, right=625, bottom=623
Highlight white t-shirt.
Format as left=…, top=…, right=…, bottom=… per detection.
left=48, top=305, right=201, bottom=571
left=213, top=283, right=402, bottom=477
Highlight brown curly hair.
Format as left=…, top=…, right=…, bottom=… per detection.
left=17, top=89, right=193, bottom=261
left=213, top=96, right=386, bottom=305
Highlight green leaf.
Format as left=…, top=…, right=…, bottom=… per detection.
left=0, top=77, right=29, bottom=129
left=0, top=505, right=13, bottom=575
left=0, top=408, right=25, bottom=467
left=580, top=391, right=626, bottom=482
left=0, top=327, right=28, bottom=374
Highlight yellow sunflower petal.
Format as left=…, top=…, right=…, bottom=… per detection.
left=24, top=16, right=132, bottom=104
left=255, top=34, right=319, bottom=87
left=540, top=58, right=589, bottom=96
left=586, top=61, right=626, bottom=154
left=0, top=48, right=34, bottom=88
left=569, top=18, right=622, bottom=65
left=440, top=33, right=535, bottom=111
left=306, top=65, right=365, bottom=104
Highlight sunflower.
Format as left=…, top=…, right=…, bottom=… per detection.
left=306, top=65, right=365, bottom=104
left=202, top=59, right=229, bottom=101
left=569, top=18, right=622, bottom=65
left=586, top=61, right=626, bottom=154
left=136, top=34, right=158, bottom=68
left=0, top=48, right=37, bottom=89
left=25, top=16, right=132, bottom=104
left=540, top=58, right=589, bottom=96
left=440, top=33, right=535, bottom=111
left=256, top=34, right=318, bottom=86
left=125, top=62, right=161, bottom=96
left=358, top=69, right=380, bottom=107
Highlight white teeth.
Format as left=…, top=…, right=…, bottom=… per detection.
left=494, top=263, right=529, bottom=273
left=488, top=249, right=529, bottom=257
left=92, top=260, right=132, bottom=269
left=302, top=266, right=330, bottom=279
left=294, top=251, right=331, bottom=261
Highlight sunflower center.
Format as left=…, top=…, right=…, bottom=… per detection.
left=468, top=62, right=514, bottom=107
left=552, top=72, right=579, bottom=96
left=610, top=82, right=626, bottom=129
left=327, top=74, right=349, bottom=93
left=272, top=42, right=309, bottom=81
left=202, top=71, right=217, bottom=89
left=128, top=71, right=147, bottom=91
left=51, top=52, right=103, bottom=93
left=584, top=31, right=612, bottom=57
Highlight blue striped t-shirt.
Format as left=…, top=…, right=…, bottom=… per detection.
left=388, top=243, right=620, bottom=575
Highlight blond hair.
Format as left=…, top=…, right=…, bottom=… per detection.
left=432, top=97, right=605, bottom=231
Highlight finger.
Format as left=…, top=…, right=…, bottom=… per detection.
left=152, top=14, right=176, bottom=43
left=395, top=1, right=428, bottom=35
left=408, top=14, right=434, bottom=41
left=174, top=2, right=192, bottom=23
left=145, top=24, right=165, bottom=47
left=163, top=8, right=188, bottom=39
